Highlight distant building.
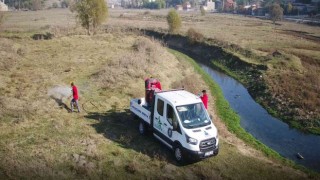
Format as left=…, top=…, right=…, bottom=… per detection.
left=0, top=0, right=8, bottom=11
left=203, top=0, right=215, bottom=11
left=109, top=3, right=115, bottom=8
left=175, top=5, right=183, bottom=10
left=214, top=0, right=236, bottom=12
left=183, top=1, right=191, bottom=10
left=225, top=0, right=235, bottom=11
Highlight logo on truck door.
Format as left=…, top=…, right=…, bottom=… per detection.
left=204, top=131, right=209, bottom=136
left=155, top=116, right=162, bottom=131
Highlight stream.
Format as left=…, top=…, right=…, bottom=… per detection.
left=200, top=64, right=320, bottom=172
left=142, top=30, right=320, bottom=172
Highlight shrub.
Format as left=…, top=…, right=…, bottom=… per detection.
left=91, top=37, right=166, bottom=90
left=171, top=74, right=204, bottom=93
left=144, top=11, right=151, bottom=15
left=52, top=2, right=59, bottom=8
left=187, top=28, right=204, bottom=44
left=166, top=9, right=181, bottom=33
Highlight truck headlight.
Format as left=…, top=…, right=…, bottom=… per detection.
left=216, top=134, right=219, bottom=145
left=186, top=134, right=198, bottom=145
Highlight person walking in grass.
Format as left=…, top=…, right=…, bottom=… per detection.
left=70, top=82, right=80, bottom=113
left=200, top=90, right=208, bottom=109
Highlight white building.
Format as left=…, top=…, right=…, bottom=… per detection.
left=202, top=0, right=215, bottom=11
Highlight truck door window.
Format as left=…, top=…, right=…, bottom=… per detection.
left=157, top=98, right=164, bottom=116
left=166, top=104, right=175, bottom=125
left=167, top=104, right=181, bottom=134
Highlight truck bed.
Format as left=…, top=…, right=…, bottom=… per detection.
left=130, top=98, right=151, bottom=125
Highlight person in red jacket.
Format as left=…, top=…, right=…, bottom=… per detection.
left=144, top=77, right=162, bottom=105
left=70, top=82, right=80, bottom=113
left=200, top=90, right=208, bottom=109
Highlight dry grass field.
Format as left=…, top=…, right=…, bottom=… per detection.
left=0, top=9, right=318, bottom=178
left=105, top=9, right=320, bottom=132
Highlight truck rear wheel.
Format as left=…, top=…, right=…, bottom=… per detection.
left=138, top=121, right=147, bottom=135
left=174, top=145, right=184, bottom=163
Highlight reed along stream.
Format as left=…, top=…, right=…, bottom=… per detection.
left=200, top=63, right=320, bottom=172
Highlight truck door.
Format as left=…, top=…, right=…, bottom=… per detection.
left=153, top=97, right=173, bottom=147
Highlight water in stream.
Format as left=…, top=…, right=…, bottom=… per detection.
left=200, top=64, right=320, bottom=172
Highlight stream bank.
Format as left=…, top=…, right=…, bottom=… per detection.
left=142, top=29, right=319, bottom=134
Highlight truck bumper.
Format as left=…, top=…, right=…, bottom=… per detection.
left=183, top=145, right=219, bottom=161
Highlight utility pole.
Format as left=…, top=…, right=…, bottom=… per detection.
left=222, top=0, right=224, bottom=12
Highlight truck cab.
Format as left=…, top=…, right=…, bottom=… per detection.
left=130, top=90, right=219, bottom=162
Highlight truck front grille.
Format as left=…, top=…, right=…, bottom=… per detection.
left=199, top=138, right=216, bottom=152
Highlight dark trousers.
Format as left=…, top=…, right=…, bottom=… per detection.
left=71, top=98, right=80, bottom=112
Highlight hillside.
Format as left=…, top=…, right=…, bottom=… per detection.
left=0, top=9, right=317, bottom=178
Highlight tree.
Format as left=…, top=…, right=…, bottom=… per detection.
left=262, top=0, right=285, bottom=9
left=143, top=0, right=165, bottom=9
left=167, top=9, right=181, bottom=33
left=286, top=2, right=292, bottom=14
left=75, top=0, right=108, bottom=35
left=200, top=6, right=206, bottom=16
left=0, top=12, right=5, bottom=28
left=61, top=0, right=71, bottom=8
left=236, top=0, right=249, bottom=6
left=30, top=0, right=42, bottom=10
left=299, top=0, right=311, bottom=4
left=269, top=3, right=283, bottom=24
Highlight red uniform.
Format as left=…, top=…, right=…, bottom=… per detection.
left=72, top=85, right=79, bottom=100
left=145, top=78, right=162, bottom=105
left=201, top=93, right=208, bottom=109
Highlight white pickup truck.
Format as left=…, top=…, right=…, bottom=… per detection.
left=130, top=89, right=219, bottom=162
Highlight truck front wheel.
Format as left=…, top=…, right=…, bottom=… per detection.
left=138, top=121, right=147, bottom=135
left=174, top=145, right=184, bottom=163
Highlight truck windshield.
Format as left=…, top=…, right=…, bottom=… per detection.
left=176, top=103, right=211, bottom=129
